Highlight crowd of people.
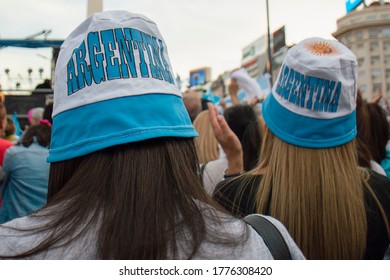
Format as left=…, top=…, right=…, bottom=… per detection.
left=0, top=10, right=389, bottom=260
left=0, top=98, right=51, bottom=224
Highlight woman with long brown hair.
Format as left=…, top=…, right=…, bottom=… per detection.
left=213, top=37, right=390, bottom=259
left=355, top=90, right=388, bottom=175
left=0, top=10, right=304, bottom=260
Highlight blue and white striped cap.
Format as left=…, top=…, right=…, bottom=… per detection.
left=48, top=10, right=197, bottom=162
left=262, top=37, right=358, bottom=148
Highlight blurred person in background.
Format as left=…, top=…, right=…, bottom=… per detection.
left=183, top=90, right=202, bottom=122
left=193, top=110, right=220, bottom=165
left=2, top=116, right=20, bottom=144
left=202, top=104, right=262, bottom=195
left=0, top=94, right=14, bottom=207
left=43, top=102, right=54, bottom=125
left=0, top=124, right=51, bottom=223
left=26, top=107, right=44, bottom=128
left=223, top=105, right=261, bottom=171
left=356, top=91, right=387, bottom=175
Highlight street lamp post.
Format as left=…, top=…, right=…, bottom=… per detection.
left=87, top=0, right=103, bottom=17
left=266, top=0, right=273, bottom=85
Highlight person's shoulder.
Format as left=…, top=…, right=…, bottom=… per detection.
left=213, top=174, right=262, bottom=216
left=214, top=173, right=262, bottom=196
left=28, top=143, right=49, bottom=152
left=368, top=168, right=390, bottom=189
left=370, top=160, right=386, bottom=176
left=0, top=215, right=44, bottom=256
left=0, top=214, right=43, bottom=231
left=191, top=205, right=273, bottom=259
left=205, top=158, right=228, bottom=171
left=0, top=138, right=14, bottom=149
left=8, top=143, right=48, bottom=155
left=244, top=214, right=306, bottom=260
left=366, top=169, right=390, bottom=210
left=4, top=144, right=26, bottom=156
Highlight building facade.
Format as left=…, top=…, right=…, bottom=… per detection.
left=333, top=2, right=390, bottom=101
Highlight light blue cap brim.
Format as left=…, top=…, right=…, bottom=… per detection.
left=262, top=93, right=357, bottom=148
left=48, top=93, right=198, bottom=162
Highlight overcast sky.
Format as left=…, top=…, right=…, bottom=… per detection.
left=0, top=0, right=371, bottom=90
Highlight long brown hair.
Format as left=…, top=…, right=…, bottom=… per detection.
left=251, top=127, right=368, bottom=259
left=21, top=124, right=51, bottom=148
left=356, top=91, right=374, bottom=168
left=356, top=91, right=390, bottom=166
left=366, top=103, right=389, bottom=163
left=224, top=105, right=262, bottom=171
left=3, top=137, right=239, bottom=259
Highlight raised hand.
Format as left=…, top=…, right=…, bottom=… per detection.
left=207, top=102, right=243, bottom=176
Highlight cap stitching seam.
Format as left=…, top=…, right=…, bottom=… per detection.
left=49, top=126, right=195, bottom=154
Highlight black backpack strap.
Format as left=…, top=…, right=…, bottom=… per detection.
left=243, top=214, right=292, bottom=260
left=200, top=162, right=208, bottom=180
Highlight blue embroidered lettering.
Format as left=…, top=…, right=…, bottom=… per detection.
left=158, top=39, right=174, bottom=84
left=101, top=30, right=121, bottom=80
left=115, top=28, right=137, bottom=79
left=275, top=65, right=342, bottom=113
left=313, top=79, right=324, bottom=111
left=75, top=42, right=92, bottom=91
left=66, top=28, right=174, bottom=94
left=87, top=31, right=105, bottom=85
left=329, top=82, right=342, bottom=112
left=67, top=57, right=78, bottom=95
left=130, top=28, right=149, bottom=78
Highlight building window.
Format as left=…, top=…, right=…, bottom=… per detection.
left=370, top=42, right=379, bottom=51
left=387, top=83, right=390, bottom=94
left=346, top=33, right=352, bottom=43
left=357, top=43, right=364, bottom=50
left=384, top=41, right=390, bottom=50
left=372, top=69, right=381, bottom=78
left=386, top=69, right=390, bottom=78
left=360, top=85, right=367, bottom=95
left=384, top=27, right=390, bottom=37
left=385, top=55, right=390, bottom=64
left=373, top=83, right=382, bottom=93
left=359, top=70, right=366, bottom=77
left=371, top=55, right=380, bottom=65
left=355, top=30, right=364, bottom=40
left=357, top=58, right=365, bottom=66
left=369, top=28, right=378, bottom=38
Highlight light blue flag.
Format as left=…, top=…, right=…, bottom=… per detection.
left=12, top=112, right=21, bottom=137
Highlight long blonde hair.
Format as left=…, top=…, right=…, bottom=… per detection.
left=251, top=127, right=369, bottom=259
left=193, top=110, right=219, bottom=164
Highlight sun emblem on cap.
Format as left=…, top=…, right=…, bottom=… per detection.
left=305, top=41, right=339, bottom=56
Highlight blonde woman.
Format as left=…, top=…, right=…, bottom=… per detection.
left=193, top=110, right=219, bottom=164
left=213, top=38, right=390, bottom=259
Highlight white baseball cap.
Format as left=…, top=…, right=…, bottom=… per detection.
left=262, top=37, right=358, bottom=148
left=48, top=10, right=198, bottom=162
